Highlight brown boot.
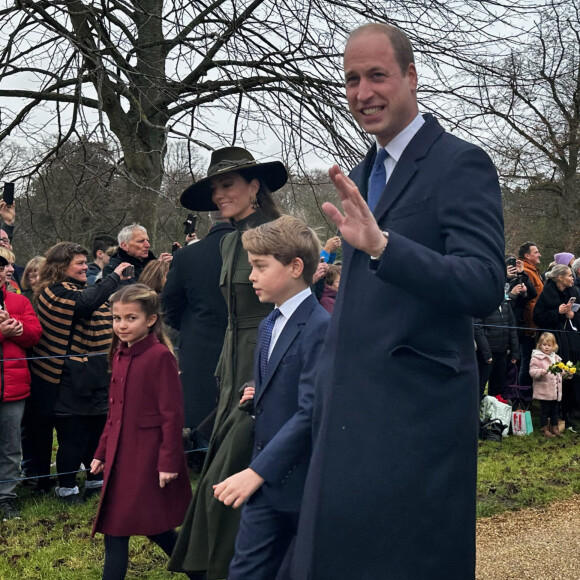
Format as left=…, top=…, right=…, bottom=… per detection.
left=550, top=424, right=563, bottom=437
left=541, top=425, right=555, bottom=438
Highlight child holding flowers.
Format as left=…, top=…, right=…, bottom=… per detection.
left=529, top=332, right=575, bottom=437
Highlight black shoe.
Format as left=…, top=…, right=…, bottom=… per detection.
left=83, top=486, right=102, bottom=500
left=0, top=499, right=21, bottom=521
left=57, top=493, right=84, bottom=505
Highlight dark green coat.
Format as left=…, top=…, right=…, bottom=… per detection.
left=169, top=211, right=273, bottom=579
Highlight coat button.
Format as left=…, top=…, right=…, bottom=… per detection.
left=109, top=397, right=113, bottom=404
left=256, top=443, right=263, bottom=451
left=255, top=405, right=263, bottom=415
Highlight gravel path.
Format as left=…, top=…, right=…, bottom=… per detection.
left=476, top=495, right=580, bottom=579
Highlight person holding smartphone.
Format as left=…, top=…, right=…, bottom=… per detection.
left=103, top=224, right=173, bottom=287
left=28, top=243, right=132, bottom=501
left=534, top=264, right=580, bottom=432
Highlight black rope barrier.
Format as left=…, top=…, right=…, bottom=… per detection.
left=0, top=446, right=209, bottom=486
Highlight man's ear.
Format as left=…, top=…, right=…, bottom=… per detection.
left=120, top=241, right=128, bottom=252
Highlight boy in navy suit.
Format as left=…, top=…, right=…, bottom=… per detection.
left=213, top=215, right=330, bottom=580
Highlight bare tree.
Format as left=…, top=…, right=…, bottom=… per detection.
left=0, top=0, right=541, bottom=238
left=445, top=0, right=580, bottom=252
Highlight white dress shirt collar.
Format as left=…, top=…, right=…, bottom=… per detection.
left=268, top=287, right=312, bottom=359
left=375, top=112, right=425, bottom=163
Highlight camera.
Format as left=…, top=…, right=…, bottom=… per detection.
left=505, top=257, right=516, bottom=268
left=183, top=213, right=198, bottom=236
left=122, top=265, right=135, bottom=278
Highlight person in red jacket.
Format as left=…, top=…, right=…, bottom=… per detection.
left=0, top=255, right=43, bottom=520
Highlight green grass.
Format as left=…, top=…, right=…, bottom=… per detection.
left=0, top=493, right=178, bottom=579
left=3, top=409, right=580, bottom=578
left=477, top=410, right=580, bottom=518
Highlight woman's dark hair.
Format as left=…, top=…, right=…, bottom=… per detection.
left=35, top=242, right=89, bottom=300
left=108, top=283, right=174, bottom=362
left=240, top=167, right=281, bottom=220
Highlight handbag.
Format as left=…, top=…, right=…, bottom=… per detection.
left=479, top=418, right=504, bottom=442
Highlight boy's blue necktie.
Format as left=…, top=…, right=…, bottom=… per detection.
left=368, top=147, right=388, bottom=211
left=259, top=308, right=281, bottom=380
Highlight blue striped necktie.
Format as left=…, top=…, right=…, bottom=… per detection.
left=368, top=147, right=388, bottom=211
left=259, top=308, right=281, bottom=380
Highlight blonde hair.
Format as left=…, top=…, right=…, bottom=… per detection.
left=546, top=264, right=571, bottom=281
left=242, top=215, right=320, bottom=284
left=21, top=256, right=46, bottom=291
left=139, top=260, right=169, bottom=294
left=537, top=332, right=558, bottom=352
left=0, top=247, right=16, bottom=264
left=108, top=284, right=174, bottom=360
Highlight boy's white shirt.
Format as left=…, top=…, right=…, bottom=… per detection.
left=268, top=287, right=312, bottom=360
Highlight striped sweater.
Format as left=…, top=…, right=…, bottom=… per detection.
left=31, top=275, right=120, bottom=384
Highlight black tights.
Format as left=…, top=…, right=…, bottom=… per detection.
left=103, top=530, right=183, bottom=580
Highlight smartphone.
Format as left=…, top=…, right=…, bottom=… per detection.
left=2, top=183, right=14, bottom=206
left=122, top=265, right=135, bottom=278
left=183, top=214, right=198, bottom=236
left=506, top=257, right=516, bottom=268
left=171, top=242, right=180, bottom=254
left=569, top=297, right=577, bottom=305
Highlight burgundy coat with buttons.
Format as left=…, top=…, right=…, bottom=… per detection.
left=92, top=333, right=192, bottom=537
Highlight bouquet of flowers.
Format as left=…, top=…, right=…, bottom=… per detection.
left=548, top=361, right=577, bottom=378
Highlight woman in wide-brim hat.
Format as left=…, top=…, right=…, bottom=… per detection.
left=170, top=147, right=287, bottom=579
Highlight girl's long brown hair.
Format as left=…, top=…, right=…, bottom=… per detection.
left=108, top=284, right=174, bottom=364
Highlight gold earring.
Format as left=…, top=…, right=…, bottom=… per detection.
left=250, top=195, right=260, bottom=209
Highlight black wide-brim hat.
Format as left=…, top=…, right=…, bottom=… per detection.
left=180, top=146, right=288, bottom=211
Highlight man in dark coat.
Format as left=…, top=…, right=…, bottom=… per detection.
left=161, top=215, right=234, bottom=438
left=292, top=23, right=505, bottom=579
left=103, top=223, right=172, bottom=284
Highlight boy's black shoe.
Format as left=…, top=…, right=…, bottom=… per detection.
left=0, top=499, right=21, bottom=521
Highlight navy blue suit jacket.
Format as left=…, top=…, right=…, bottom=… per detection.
left=294, top=114, right=505, bottom=580
left=249, top=293, right=329, bottom=513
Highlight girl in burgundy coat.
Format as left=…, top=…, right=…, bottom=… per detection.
left=90, top=284, right=192, bottom=580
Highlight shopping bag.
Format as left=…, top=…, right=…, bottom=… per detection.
left=511, top=409, right=531, bottom=436
left=480, top=395, right=512, bottom=437
left=524, top=410, right=534, bottom=434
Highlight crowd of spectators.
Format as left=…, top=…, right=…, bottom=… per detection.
left=475, top=241, right=580, bottom=435
left=0, top=200, right=344, bottom=521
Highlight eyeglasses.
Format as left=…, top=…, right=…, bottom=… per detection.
left=0, top=238, right=10, bottom=244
